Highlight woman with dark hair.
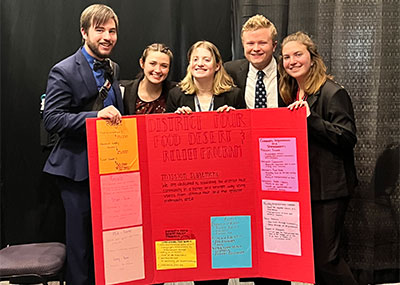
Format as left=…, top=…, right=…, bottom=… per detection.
left=279, top=31, right=358, bottom=285
left=166, top=40, right=245, bottom=114
left=121, top=43, right=174, bottom=115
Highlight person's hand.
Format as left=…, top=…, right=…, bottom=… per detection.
left=175, top=106, right=193, bottom=114
left=97, top=105, right=122, bottom=125
left=287, top=100, right=311, bottom=117
left=216, top=105, right=236, bottom=113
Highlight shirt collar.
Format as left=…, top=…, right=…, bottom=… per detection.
left=249, top=57, right=277, bottom=78
left=81, top=46, right=95, bottom=69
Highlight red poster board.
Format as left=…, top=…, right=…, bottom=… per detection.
left=87, top=108, right=314, bottom=285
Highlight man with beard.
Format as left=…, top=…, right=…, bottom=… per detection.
left=42, top=4, right=123, bottom=284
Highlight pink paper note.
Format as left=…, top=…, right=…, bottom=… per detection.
left=101, top=172, right=142, bottom=230
left=103, top=227, right=145, bottom=284
left=262, top=200, right=301, bottom=256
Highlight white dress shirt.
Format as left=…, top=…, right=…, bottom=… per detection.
left=245, top=58, right=278, bottom=109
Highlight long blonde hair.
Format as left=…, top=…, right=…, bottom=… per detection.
left=179, top=41, right=235, bottom=95
left=278, top=31, right=332, bottom=104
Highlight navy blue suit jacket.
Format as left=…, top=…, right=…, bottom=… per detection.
left=43, top=48, right=123, bottom=181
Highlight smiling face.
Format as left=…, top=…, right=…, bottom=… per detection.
left=242, top=27, right=277, bottom=70
left=190, top=47, right=220, bottom=80
left=140, top=50, right=170, bottom=85
left=282, top=40, right=312, bottom=83
left=81, top=18, right=117, bottom=60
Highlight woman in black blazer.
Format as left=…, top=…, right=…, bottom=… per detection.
left=279, top=31, right=358, bottom=285
left=121, top=43, right=175, bottom=115
left=166, top=40, right=245, bottom=114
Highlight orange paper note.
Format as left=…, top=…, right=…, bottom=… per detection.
left=96, top=118, right=139, bottom=174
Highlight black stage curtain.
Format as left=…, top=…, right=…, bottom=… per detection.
left=0, top=0, right=231, bottom=246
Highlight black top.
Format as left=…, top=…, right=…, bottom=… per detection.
left=166, top=86, right=246, bottom=113
left=305, top=79, right=358, bottom=200
left=120, top=76, right=176, bottom=115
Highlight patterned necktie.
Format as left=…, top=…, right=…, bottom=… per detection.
left=255, top=70, right=267, bottom=108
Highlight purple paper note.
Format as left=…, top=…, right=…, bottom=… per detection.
left=259, top=138, right=299, bottom=192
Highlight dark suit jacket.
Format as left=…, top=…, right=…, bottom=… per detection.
left=43, top=48, right=123, bottom=181
left=306, top=79, right=358, bottom=200
left=224, top=58, right=286, bottom=107
left=120, top=76, right=176, bottom=115
left=166, top=86, right=246, bottom=113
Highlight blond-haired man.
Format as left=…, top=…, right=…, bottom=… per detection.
left=225, top=14, right=285, bottom=109
left=225, top=14, right=289, bottom=285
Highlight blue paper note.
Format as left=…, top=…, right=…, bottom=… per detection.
left=211, top=215, right=252, bottom=268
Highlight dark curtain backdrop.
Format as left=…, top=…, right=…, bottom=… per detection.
left=1, top=0, right=399, bottom=284
left=0, top=0, right=231, bottom=245
left=232, top=1, right=400, bottom=284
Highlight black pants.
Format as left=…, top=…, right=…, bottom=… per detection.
left=57, top=176, right=94, bottom=285
left=312, top=197, right=357, bottom=285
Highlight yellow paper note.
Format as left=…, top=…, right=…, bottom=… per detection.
left=155, top=240, right=197, bottom=270
left=97, top=118, right=139, bottom=174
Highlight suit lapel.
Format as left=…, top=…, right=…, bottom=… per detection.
left=76, top=49, right=125, bottom=113
left=237, top=60, right=249, bottom=89
left=213, top=94, right=226, bottom=110
left=126, top=79, right=140, bottom=114
left=277, top=69, right=286, bottom=107
left=183, top=94, right=196, bottom=111
left=112, top=80, right=124, bottom=113
left=75, top=49, right=98, bottom=96
left=307, top=89, right=320, bottom=108
left=110, top=60, right=124, bottom=113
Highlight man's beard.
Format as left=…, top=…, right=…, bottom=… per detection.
left=87, top=41, right=112, bottom=59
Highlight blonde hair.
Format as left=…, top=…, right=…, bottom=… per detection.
left=241, top=14, right=277, bottom=42
left=80, top=4, right=119, bottom=34
left=179, top=41, right=235, bottom=95
left=278, top=31, right=332, bottom=104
